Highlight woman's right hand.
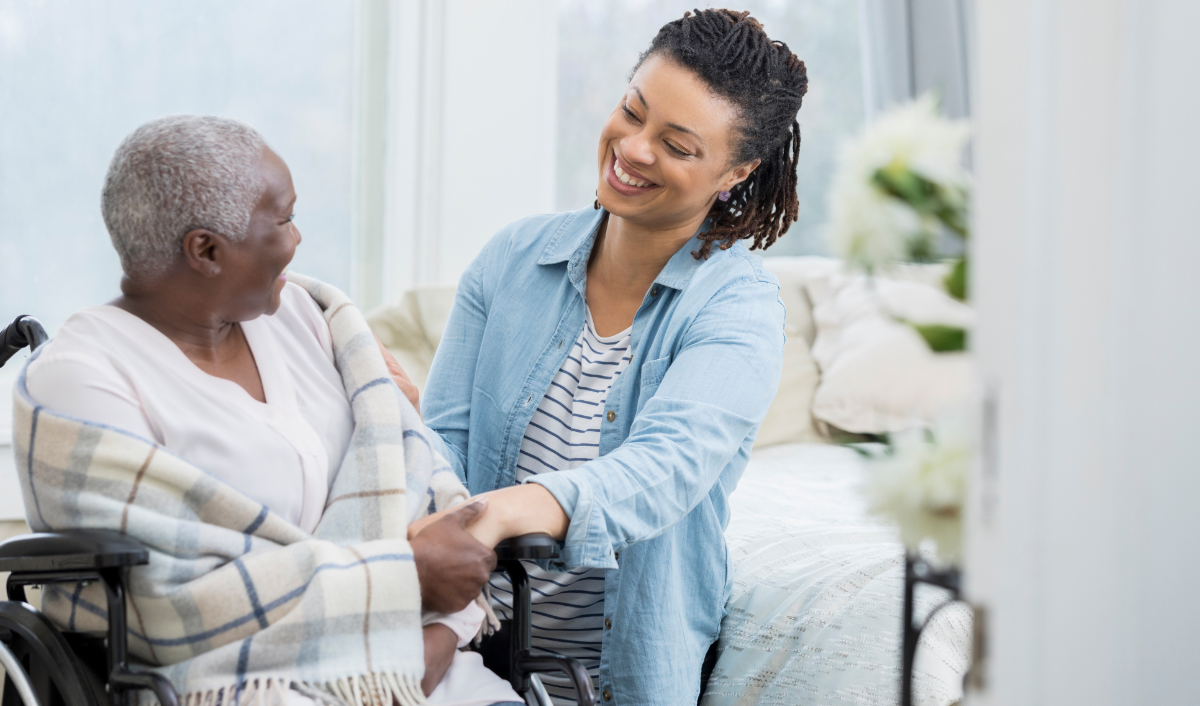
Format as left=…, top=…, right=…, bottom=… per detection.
left=409, top=499, right=496, bottom=613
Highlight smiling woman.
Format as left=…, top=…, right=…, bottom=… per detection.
left=556, top=0, right=865, bottom=257
left=416, top=10, right=808, bottom=704
left=595, top=56, right=759, bottom=250
left=599, top=15, right=808, bottom=261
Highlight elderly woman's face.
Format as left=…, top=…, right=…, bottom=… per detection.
left=594, top=54, right=755, bottom=230
left=221, top=148, right=300, bottom=320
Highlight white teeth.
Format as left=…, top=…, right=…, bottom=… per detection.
left=614, top=161, right=650, bottom=188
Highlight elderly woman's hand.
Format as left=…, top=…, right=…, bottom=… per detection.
left=375, top=337, right=421, bottom=416
left=409, top=498, right=496, bottom=614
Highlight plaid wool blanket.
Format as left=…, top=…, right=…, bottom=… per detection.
left=11, top=273, right=468, bottom=706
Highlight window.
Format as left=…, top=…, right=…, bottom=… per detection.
left=0, top=1, right=356, bottom=344
left=555, top=0, right=866, bottom=256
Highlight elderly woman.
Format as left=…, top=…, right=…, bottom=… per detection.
left=405, top=10, right=808, bottom=705
left=20, top=116, right=521, bottom=705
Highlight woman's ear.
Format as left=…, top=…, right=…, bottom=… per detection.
left=181, top=229, right=222, bottom=278
left=722, top=159, right=761, bottom=191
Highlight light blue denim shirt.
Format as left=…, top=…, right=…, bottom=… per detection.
left=422, top=207, right=784, bottom=705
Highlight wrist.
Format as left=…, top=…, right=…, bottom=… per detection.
left=496, top=486, right=529, bottom=537
left=508, top=483, right=569, bottom=539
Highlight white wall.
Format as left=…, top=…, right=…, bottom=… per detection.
left=967, top=1, right=1200, bottom=704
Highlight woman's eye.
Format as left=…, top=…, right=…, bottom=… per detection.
left=666, top=142, right=692, bottom=157
left=282, top=213, right=296, bottom=224
left=622, top=104, right=640, bottom=123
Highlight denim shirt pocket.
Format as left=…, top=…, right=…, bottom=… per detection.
left=639, top=355, right=672, bottom=397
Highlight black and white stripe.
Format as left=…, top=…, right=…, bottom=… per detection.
left=490, top=316, right=632, bottom=704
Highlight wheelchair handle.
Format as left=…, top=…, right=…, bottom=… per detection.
left=494, top=533, right=558, bottom=562
left=0, top=315, right=48, bottom=368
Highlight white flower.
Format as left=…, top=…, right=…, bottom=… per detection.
left=863, top=417, right=969, bottom=563
left=827, top=94, right=972, bottom=270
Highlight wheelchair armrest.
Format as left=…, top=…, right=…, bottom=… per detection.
left=0, top=530, right=149, bottom=574
left=494, top=533, right=559, bottom=562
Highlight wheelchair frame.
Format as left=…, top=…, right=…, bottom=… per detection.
left=0, top=315, right=596, bottom=706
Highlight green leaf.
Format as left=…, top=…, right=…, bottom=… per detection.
left=871, top=165, right=970, bottom=241
left=911, top=323, right=967, bottom=352
left=944, top=258, right=968, bottom=301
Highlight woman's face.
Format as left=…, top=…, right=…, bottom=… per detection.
left=595, top=54, right=758, bottom=230
left=220, top=147, right=301, bottom=320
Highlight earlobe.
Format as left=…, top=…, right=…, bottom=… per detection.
left=722, top=159, right=762, bottom=192
left=181, top=229, right=222, bottom=278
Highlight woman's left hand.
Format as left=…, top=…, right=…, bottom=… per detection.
left=374, top=336, right=421, bottom=416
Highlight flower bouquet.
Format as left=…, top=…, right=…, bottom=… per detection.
left=827, top=94, right=973, bottom=563
left=829, top=93, right=971, bottom=352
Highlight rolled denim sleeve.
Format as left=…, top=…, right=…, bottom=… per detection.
left=528, top=277, right=785, bottom=569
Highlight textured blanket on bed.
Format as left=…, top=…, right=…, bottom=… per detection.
left=11, top=273, right=467, bottom=706
left=700, top=443, right=972, bottom=706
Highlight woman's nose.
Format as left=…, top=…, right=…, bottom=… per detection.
left=291, top=223, right=303, bottom=247
left=621, top=130, right=656, bottom=167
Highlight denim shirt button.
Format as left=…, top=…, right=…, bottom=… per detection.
left=606, top=410, right=616, bottom=422
left=605, top=618, right=612, bottom=630
left=651, top=285, right=660, bottom=296
left=602, top=690, right=612, bottom=701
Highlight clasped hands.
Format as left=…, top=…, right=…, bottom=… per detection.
left=409, top=483, right=570, bottom=614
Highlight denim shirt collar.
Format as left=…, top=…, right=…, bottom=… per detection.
left=536, top=208, right=715, bottom=293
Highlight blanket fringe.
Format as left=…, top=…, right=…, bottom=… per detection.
left=178, top=673, right=427, bottom=706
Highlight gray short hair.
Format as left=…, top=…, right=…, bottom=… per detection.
left=101, top=115, right=267, bottom=279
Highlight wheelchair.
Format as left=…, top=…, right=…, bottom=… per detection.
left=0, top=315, right=595, bottom=706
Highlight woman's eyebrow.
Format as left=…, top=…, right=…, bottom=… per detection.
left=667, top=121, right=702, bottom=141
left=632, top=86, right=649, bottom=110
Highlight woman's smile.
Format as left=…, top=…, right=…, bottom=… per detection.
left=605, top=150, right=661, bottom=196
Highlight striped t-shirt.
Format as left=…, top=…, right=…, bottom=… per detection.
left=489, top=314, right=632, bottom=704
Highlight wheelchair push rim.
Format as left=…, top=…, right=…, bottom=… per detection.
left=0, top=638, right=41, bottom=706
left=0, top=601, right=104, bottom=706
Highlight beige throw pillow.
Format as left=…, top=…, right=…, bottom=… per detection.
left=806, top=270, right=975, bottom=434
left=753, top=257, right=842, bottom=448
left=366, top=285, right=458, bottom=393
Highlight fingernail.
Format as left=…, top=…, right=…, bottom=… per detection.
left=470, top=496, right=488, bottom=507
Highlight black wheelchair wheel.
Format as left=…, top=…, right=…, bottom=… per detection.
left=0, top=601, right=103, bottom=706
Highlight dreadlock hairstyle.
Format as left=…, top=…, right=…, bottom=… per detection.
left=629, top=9, right=808, bottom=259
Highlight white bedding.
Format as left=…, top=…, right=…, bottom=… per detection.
left=702, top=443, right=972, bottom=705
